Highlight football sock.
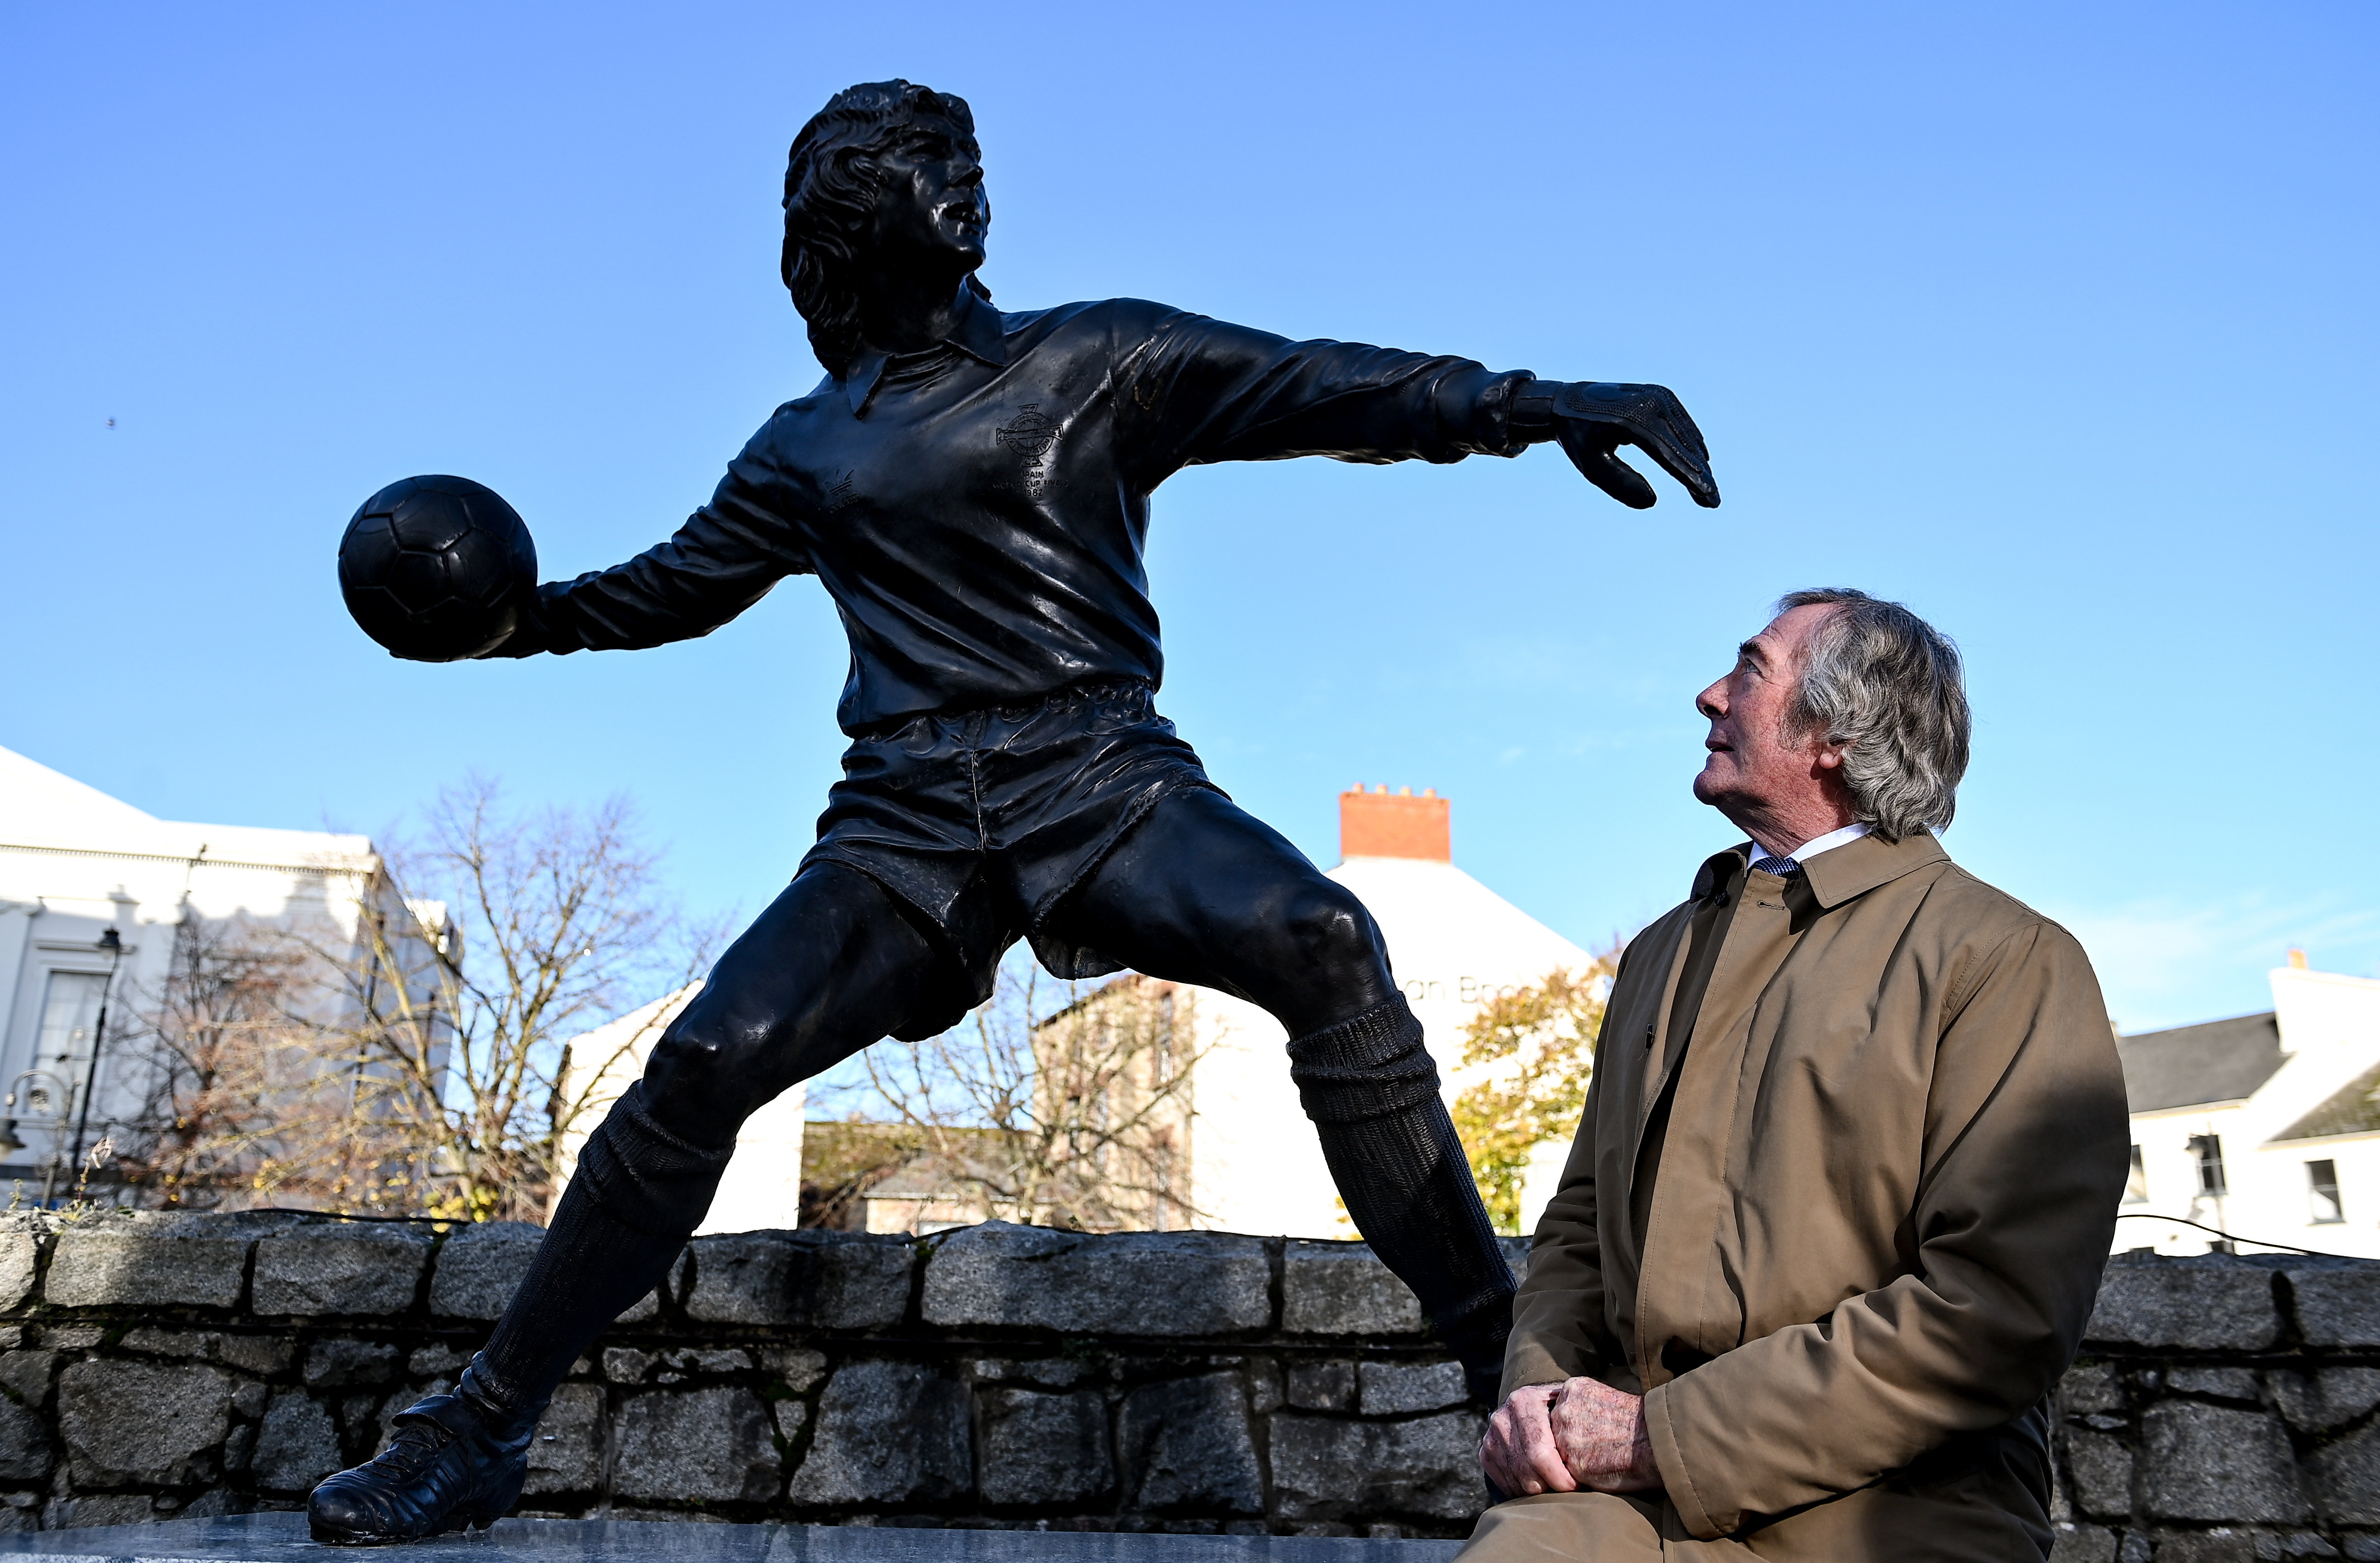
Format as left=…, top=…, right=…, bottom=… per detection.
left=467, top=1083, right=735, bottom=1430
left=1285, top=994, right=1516, bottom=1389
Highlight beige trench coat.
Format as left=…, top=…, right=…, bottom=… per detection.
left=1464, top=831, right=2127, bottom=1562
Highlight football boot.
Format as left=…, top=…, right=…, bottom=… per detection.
left=306, top=1367, right=532, bottom=1545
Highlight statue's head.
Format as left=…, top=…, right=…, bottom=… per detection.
left=782, top=80, right=992, bottom=378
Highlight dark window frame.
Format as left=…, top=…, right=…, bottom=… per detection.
left=2189, top=1133, right=2228, bottom=1197
left=2307, top=1158, right=2345, bottom=1225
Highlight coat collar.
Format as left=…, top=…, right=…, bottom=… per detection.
left=1690, top=828, right=1947, bottom=910
left=841, top=282, right=1009, bottom=417
left=1689, top=848, right=1745, bottom=903
left=1799, top=828, right=1947, bottom=908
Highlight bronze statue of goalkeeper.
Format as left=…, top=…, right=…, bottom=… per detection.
left=312, top=79, right=1717, bottom=1543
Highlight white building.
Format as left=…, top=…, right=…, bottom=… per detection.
left=548, top=984, right=806, bottom=1235
left=1181, top=786, right=1594, bottom=1238
left=0, top=743, right=396, bottom=1198
left=2116, top=955, right=2380, bottom=1258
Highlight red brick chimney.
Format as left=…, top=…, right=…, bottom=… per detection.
left=1340, top=785, right=1450, bottom=862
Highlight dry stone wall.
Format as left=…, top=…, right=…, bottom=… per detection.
left=0, top=1212, right=2366, bottom=1558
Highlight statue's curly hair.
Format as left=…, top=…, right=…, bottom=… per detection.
left=782, top=80, right=993, bottom=380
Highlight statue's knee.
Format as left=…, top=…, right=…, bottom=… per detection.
left=642, top=1010, right=772, bottom=1129
left=1280, top=879, right=1386, bottom=971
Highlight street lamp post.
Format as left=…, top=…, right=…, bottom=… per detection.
left=65, top=927, right=124, bottom=1194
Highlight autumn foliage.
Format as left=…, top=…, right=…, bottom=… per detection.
left=1451, top=953, right=1619, bottom=1233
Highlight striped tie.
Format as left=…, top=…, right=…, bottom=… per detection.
left=1752, top=854, right=1800, bottom=878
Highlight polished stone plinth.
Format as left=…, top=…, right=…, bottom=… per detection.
left=0, top=1515, right=1465, bottom=1563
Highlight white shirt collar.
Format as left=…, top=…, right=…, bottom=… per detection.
left=1750, top=820, right=1872, bottom=870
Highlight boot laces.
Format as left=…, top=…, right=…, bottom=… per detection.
left=367, top=1419, right=458, bottom=1484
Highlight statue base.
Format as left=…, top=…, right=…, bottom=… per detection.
left=0, top=1514, right=1463, bottom=1563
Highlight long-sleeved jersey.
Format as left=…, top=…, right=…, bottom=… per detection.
left=530, top=286, right=1531, bottom=734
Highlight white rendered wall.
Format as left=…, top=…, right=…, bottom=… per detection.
left=1517, top=1134, right=1574, bottom=1238
left=0, top=745, right=382, bottom=1188
left=548, top=983, right=807, bottom=1234
left=1184, top=855, right=1593, bottom=1238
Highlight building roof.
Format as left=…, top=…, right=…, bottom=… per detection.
left=0, top=743, right=376, bottom=873
left=2117, top=1011, right=2285, bottom=1113
left=2274, top=1062, right=2380, bottom=1143
left=1327, top=856, right=1593, bottom=986
left=863, top=1142, right=1005, bottom=1201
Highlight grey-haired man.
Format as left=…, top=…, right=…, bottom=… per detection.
left=1469, top=590, right=2128, bottom=1561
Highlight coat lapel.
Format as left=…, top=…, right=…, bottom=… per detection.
left=1632, top=863, right=1807, bottom=1387
left=1636, top=848, right=1748, bottom=1129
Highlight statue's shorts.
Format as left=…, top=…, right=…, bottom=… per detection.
left=799, top=677, right=1221, bottom=1009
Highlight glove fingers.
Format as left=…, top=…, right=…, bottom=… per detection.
left=1560, top=429, right=1658, bottom=509
left=1647, top=389, right=1712, bottom=463
left=1555, top=384, right=1720, bottom=509
left=1633, top=426, right=1723, bottom=509
left=1626, top=389, right=1719, bottom=507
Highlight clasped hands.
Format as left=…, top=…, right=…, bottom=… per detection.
left=1512, top=379, right=1721, bottom=512
left=1479, top=1376, right=1663, bottom=1499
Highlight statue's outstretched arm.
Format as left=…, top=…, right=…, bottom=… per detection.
left=1112, top=308, right=1525, bottom=475
left=479, top=451, right=811, bottom=659
left=1112, top=306, right=1717, bottom=508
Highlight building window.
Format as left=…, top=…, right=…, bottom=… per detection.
left=37, top=972, right=110, bottom=1071
left=2307, top=1160, right=2345, bottom=1225
left=2189, top=1134, right=2227, bottom=1197
left=2123, top=1145, right=2150, bottom=1203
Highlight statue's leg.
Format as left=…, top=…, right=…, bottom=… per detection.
left=309, top=860, right=951, bottom=1543
left=1045, top=786, right=1515, bottom=1399
left=477, top=859, right=949, bottom=1415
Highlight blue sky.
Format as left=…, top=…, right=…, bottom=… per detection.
left=3, top=3, right=2373, bottom=1033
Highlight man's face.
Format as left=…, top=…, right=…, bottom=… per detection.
left=1691, top=603, right=1842, bottom=821
left=860, top=115, right=988, bottom=272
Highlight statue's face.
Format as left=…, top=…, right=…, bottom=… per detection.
left=859, top=114, right=988, bottom=273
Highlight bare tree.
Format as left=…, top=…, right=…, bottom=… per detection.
left=110, top=778, right=720, bottom=1221
left=850, top=957, right=1206, bottom=1231
left=112, top=914, right=314, bottom=1208
left=1450, top=953, right=1618, bottom=1234
left=304, top=778, right=722, bottom=1221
